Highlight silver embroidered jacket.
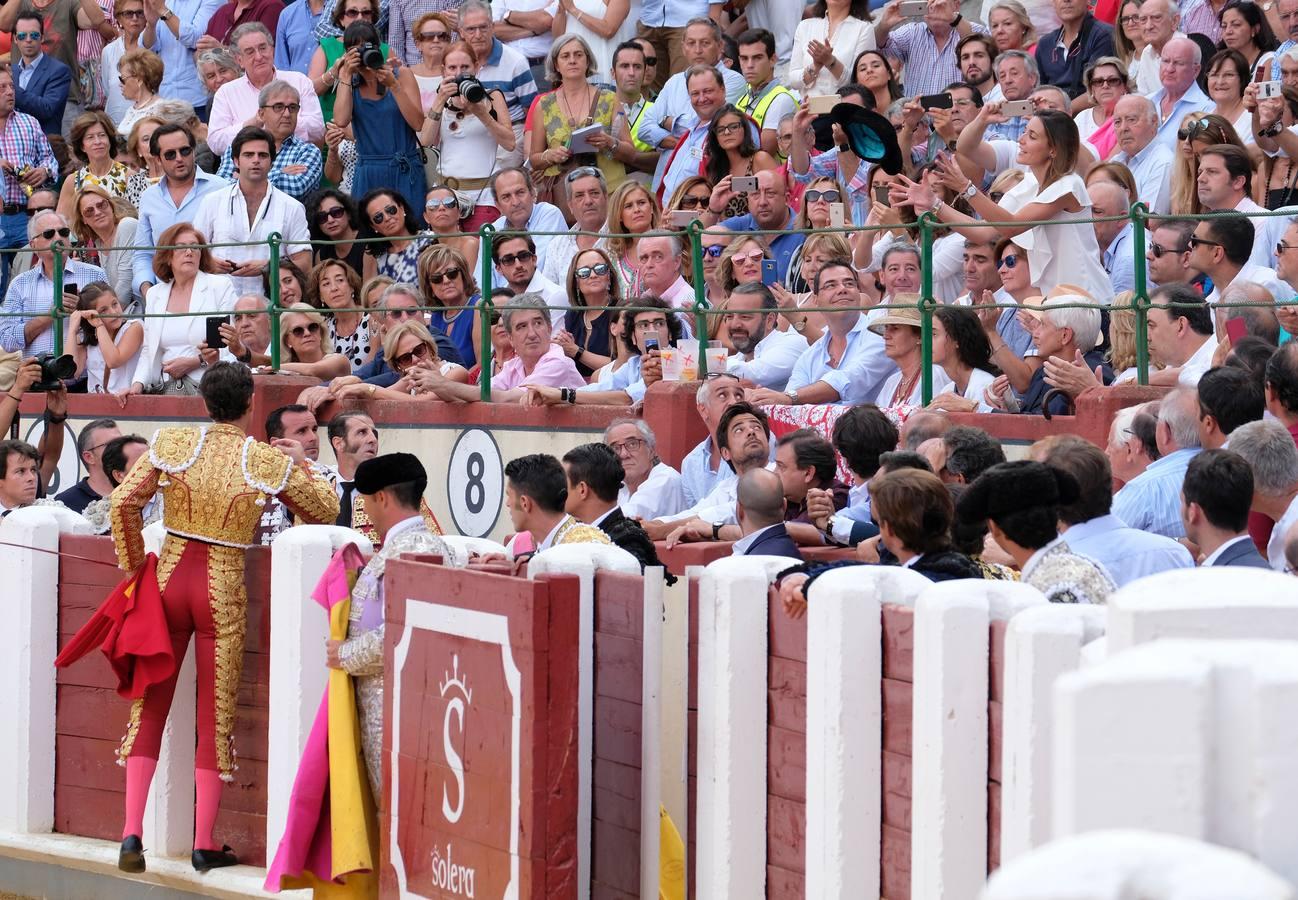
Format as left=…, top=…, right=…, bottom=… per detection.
left=1023, top=539, right=1117, bottom=605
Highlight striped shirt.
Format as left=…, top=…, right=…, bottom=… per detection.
left=0, top=259, right=109, bottom=355
left=217, top=134, right=323, bottom=200
left=478, top=38, right=538, bottom=123
left=0, top=112, right=57, bottom=207
left=1180, top=0, right=1223, bottom=45
left=1112, top=447, right=1201, bottom=539
left=883, top=21, right=988, bottom=96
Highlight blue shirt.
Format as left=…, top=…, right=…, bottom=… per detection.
left=1111, top=140, right=1173, bottom=215
left=786, top=311, right=896, bottom=405
left=152, top=0, right=228, bottom=109
left=639, top=0, right=725, bottom=28
left=478, top=39, right=539, bottom=123
left=1148, top=82, right=1214, bottom=153
left=16, top=53, right=43, bottom=90
left=1103, top=222, right=1136, bottom=295
left=217, top=135, right=323, bottom=200
left=274, top=0, right=326, bottom=75
left=719, top=209, right=805, bottom=284
left=1062, top=513, right=1194, bottom=587
left=1112, top=447, right=1201, bottom=539
left=132, top=169, right=229, bottom=293
left=578, top=353, right=649, bottom=402
left=884, top=21, right=988, bottom=96
left=679, top=436, right=736, bottom=507
left=0, top=260, right=109, bottom=355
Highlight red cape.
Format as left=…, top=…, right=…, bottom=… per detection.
left=54, top=554, right=176, bottom=700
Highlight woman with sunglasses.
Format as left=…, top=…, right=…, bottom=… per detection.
left=1169, top=112, right=1245, bottom=215
left=716, top=235, right=769, bottom=294
left=70, top=184, right=139, bottom=307
left=334, top=319, right=470, bottom=401
left=555, top=247, right=623, bottom=377
left=1075, top=57, right=1130, bottom=147
left=58, top=112, right=151, bottom=221
left=663, top=176, right=713, bottom=225
left=275, top=303, right=353, bottom=379
left=423, top=184, right=480, bottom=279
left=308, top=0, right=387, bottom=122
left=358, top=188, right=429, bottom=283
left=1217, top=0, right=1277, bottom=79
left=309, top=259, right=373, bottom=371
left=410, top=12, right=453, bottom=110
left=306, top=188, right=364, bottom=273
left=789, top=0, right=876, bottom=97
left=419, top=243, right=483, bottom=368
left=972, top=238, right=1044, bottom=395
left=701, top=105, right=777, bottom=220
left=116, top=49, right=165, bottom=138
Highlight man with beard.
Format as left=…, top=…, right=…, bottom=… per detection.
left=957, top=34, right=997, bottom=99
left=722, top=282, right=808, bottom=391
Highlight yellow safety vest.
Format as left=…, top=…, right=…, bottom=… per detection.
left=737, top=81, right=796, bottom=130
left=628, top=98, right=654, bottom=153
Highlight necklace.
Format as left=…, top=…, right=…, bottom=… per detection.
left=890, top=368, right=920, bottom=406
left=558, top=84, right=593, bottom=128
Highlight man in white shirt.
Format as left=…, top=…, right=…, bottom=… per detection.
left=605, top=418, right=686, bottom=520
left=193, top=126, right=312, bottom=295
left=1134, top=0, right=1183, bottom=93
left=207, top=23, right=324, bottom=155
left=678, top=372, right=744, bottom=506
left=1228, top=418, right=1298, bottom=570
left=1197, top=144, right=1266, bottom=214
left=539, top=166, right=608, bottom=286
left=722, top=282, right=807, bottom=391
left=1109, top=94, right=1174, bottom=215
left=1188, top=214, right=1287, bottom=314
left=491, top=166, right=567, bottom=283
left=492, top=234, right=569, bottom=328
left=491, top=0, right=557, bottom=76
left=1144, top=283, right=1217, bottom=387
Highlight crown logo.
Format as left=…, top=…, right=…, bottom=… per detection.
left=439, top=654, right=472, bottom=702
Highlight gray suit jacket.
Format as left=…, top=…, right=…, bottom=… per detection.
left=1208, top=537, right=1272, bottom=569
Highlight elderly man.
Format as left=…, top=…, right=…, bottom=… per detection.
left=605, top=417, right=686, bottom=520
left=540, top=167, right=608, bottom=285
left=1134, top=0, right=1184, bottom=92
left=1149, top=37, right=1213, bottom=150
left=133, top=123, right=227, bottom=298
left=0, top=65, right=57, bottom=290
left=11, top=11, right=72, bottom=138
left=749, top=259, right=894, bottom=407
left=1091, top=180, right=1138, bottom=293
left=706, top=167, right=803, bottom=283
left=194, top=125, right=311, bottom=295
left=415, top=293, right=584, bottom=403
left=1271, top=0, right=1298, bottom=77
left=207, top=23, right=324, bottom=155
left=1113, top=388, right=1203, bottom=538
left=984, top=51, right=1040, bottom=142
left=0, top=211, right=106, bottom=356
left=1035, top=0, right=1114, bottom=98
left=636, top=232, right=694, bottom=308
left=459, top=0, right=537, bottom=167
left=199, top=292, right=273, bottom=367
left=216, top=81, right=321, bottom=200
left=874, top=0, right=984, bottom=96
left=492, top=233, right=568, bottom=326
left=655, top=64, right=731, bottom=201
left=1110, top=94, right=1174, bottom=215
left=1230, top=418, right=1298, bottom=569
left=637, top=17, right=744, bottom=184
left=723, top=282, right=808, bottom=391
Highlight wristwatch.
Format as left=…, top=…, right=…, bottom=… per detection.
left=788, top=388, right=800, bottom=405
left=960, top=181, right=977, bottom=201
left=711, top=521, right=724, bottom=540
left=1260, top=120, right=1285, bottom=138
left=160, top=8, right=174, bottom=20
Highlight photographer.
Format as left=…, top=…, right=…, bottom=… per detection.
left=0, top=357, right=69, bottom=505
left=332, top=21, right=429, bottom=215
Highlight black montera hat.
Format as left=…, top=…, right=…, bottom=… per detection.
left=955, top=460, right=1080, bottom=523
left=354, top=452, right=426, bottom=495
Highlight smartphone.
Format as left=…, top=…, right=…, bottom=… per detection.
left=732, top=175, right=758, bottom=194
left=874, top=184, right=891, bottom=206
left=899, top=0, right=928, bottom=18
left=807, top=94, right=839, bottom=115
left=918, top=92, right=954, bottom=110
left=62, top=280, right=78, bottom=296
left=761, top=259, right=778, bottom=286
left=206, top=315, right=230, bottom=350
left=644, top=336, right=659, bottom=353
left=829, top=203, right=846, bottom=227
left=1258, top=80, right=1284, bottom=100
left=1000, top=99, right=1034, bottom=118
left=1226, top=317, right=1248, bottom=343
left=669, top=209, right=698, bottom=228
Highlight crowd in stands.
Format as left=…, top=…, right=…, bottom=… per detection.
left=0, top=0, right=1294, bottom=598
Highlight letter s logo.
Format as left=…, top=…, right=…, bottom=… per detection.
left=442, top=695, right=466, bottom=824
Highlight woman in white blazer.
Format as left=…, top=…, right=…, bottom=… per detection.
left=788, top=0, right=877, bottom=96
left=124, top=222, right=238, bottom=397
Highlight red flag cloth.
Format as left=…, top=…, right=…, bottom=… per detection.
left=54, top=554, right=176, bottom=700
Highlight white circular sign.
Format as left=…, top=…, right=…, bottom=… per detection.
left=24, top=417, right=78, bottom=497
left=446, top=428, right=503, bottom=538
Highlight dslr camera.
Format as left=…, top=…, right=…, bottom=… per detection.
left=358, top=41, right=385, bottom=69
left=31, top=353, right=75, bottom=392
left=453, top=74, right=486, bottom=105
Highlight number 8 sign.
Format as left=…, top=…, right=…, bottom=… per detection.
left=446, top=428, right=504, bottom=538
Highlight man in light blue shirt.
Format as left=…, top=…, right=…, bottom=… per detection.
left=748, top=260, right=896, bottom=408
left=133, top=124, right=228, bottom=296
left=1038, top=435, right=1194, bottom=586
left=1112, top=388, right=1203, bottom=539
left=149, top=0, right=228, bottom=115
left=490, top=167, right=567, bottom=288
left=678, top=372, right=745, bottom=506
left=274, top=0, right=327, bottom=74
left=1092, top=181, right=1137, bottom=294
left=723, top=283, right=808, bottom=392
left=636, top=19, right=745, bottom=189
left=1109, top=94, right=1174, bottom=215
left=1146, top=37, right=1214, bottom=152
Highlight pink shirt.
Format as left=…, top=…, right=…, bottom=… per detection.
left=207, top=69, right=324, bottom=155
left=495, top=343, right=586, bottom=391
left=659, top=275, right=696, bottom=309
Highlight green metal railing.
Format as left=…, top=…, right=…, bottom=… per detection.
left=25, top=202, right=1295, bottom=408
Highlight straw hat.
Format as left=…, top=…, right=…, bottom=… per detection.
left=868, top=293, right=924, bottom=335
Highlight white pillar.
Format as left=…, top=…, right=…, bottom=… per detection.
left=639, top=565, right=666, bottom=900
left=0, top=508, right=91, bottom=834
left=910, top=580, right=1045, bottom=900
left=998, top=604, right=1105, bottom=865
left=693, top=555, right=789, bottom=900
left=528, top=542, right=641, bottom=900
left=264, top=526, right=373, bottom=860
left=804, top=565, right=930, bottom=900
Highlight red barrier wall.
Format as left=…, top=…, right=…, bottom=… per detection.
left=881, top=605, right=914, bottom=900
left=54, top=536, right=272, bottom=866
left=767, top=594, right=807, bottom=897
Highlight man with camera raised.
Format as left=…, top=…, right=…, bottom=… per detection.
left=0, top=211, right=105, bottom=359
left=0, top=356, right=70, bottom=512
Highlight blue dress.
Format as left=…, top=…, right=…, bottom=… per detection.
left=351, top=86, right=427, bottom=214
left=430, top=294, right=479, bottom=369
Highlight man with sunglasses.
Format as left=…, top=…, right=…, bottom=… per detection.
left=53, top=418, right=121, bottom=514
left=1187, top=213, right=1289, bottom=319
left=0, top=211, right=106, bottom=358
left=132, top=123, right=227, bottom=299
left=215, top=81, right=322, bottom=200
left=11, top=13, right=72, bottom=139
left=1145, top=219, right=1202, bottom=290
left=492, top=234, right=568, bottom=329
left=3, top=187, right=57, bottom=283
left=539, top=166, right=608, bottom=286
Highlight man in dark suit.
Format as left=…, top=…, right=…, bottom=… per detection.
left=562, top=442, right=675, bottom=582
left=732, top=468, right=802, bottom=561
left=12, top=12, right=71, bottom=138
left=1182, top=449, right=1272, bottom=569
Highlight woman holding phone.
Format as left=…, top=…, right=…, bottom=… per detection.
left=702, top=105, right=778, bottom=219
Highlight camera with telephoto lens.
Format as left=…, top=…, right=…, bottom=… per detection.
left=31, top=353, right=75, bottom=392
left=358, top=41, right=385, bottom=69
left=454, top=75, right=486, bottom=105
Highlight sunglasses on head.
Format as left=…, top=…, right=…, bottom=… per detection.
left=39, top=227, right=71, bottom=241
left=575, top=262, right=610, bottom=278
left=997, top=253, right=1019, bottom=269
left=289, top=321, right=322, bottom=338
left=161, top=145, right=194, bottom=161
left=428, top=266, right=461, bottom=284
left=316, top=205, right=347, bottom=223
left=370, top=204, right=399, bottom=224
left=565, top=165, right=602, bottom=184
left=804, top=189, right=841, bottom=203
left=1177, top=119, right=1215, bottom=141
left=643, top=55, right=657, bottom=66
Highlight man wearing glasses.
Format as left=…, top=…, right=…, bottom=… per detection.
left=11, top=13, right=72, bottom=139
left=216, top=81, right=322, bottom=200
left=132, top=124, right=226, bottom=297
left=491, top=234, right=569, bottom=327
left=207, top=22, right=325, bottom=155
left=55, top=419, right=122, bottom=514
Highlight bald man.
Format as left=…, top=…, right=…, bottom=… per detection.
left=732, top=467, right=802, bottom=559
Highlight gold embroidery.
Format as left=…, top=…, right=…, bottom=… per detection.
left=352, top=496, right=444, bottom=546
left=116, top=698, right=146, bottom=766
left=208, top=546, right=248, bottom=780
left=555, top=516, right=612, bottom=547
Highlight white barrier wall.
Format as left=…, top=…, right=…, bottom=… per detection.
left=983, top=829, right=1296, bottom=899
left=1054, top=639, right=1298, bottom=884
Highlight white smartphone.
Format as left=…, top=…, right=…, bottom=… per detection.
left=732, top=175, right=759, bottom=193
left=1000, top=99, right=1034, bottom=118
left=807, top=94, right=839, bottom=115
left=829, top=203, right=845, bottom=227
left=669, top=210, right=697, bottom=227
left=1258, top=80, right=1284, bottom=100
left=899, top=0, right=928, bottom=18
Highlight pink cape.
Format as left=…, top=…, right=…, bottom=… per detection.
left=263, top=543, right=368, bottom=892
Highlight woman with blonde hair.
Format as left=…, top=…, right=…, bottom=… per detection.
left=663, top=175, right=714, bottom=223
left=1169, top=113, right=1247, bottom=214
left=360, top=274, right=395, bottom=310
left=778, top=230, right=851, bottom=336
left=987, top=0, right=1037, bottom=53
left=276, top=303, right=353, bottom=379
left=605, top=180, right=660, bottom=293
left=716, top=235, right=769, bottom=292
left=1112, top=0, right=1147, bottom=66
left=70, top=184, right=139, bottom=305
left=1107, top=292, right=1154, bottom=384
left=333, top=319, right=470, bottom=401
